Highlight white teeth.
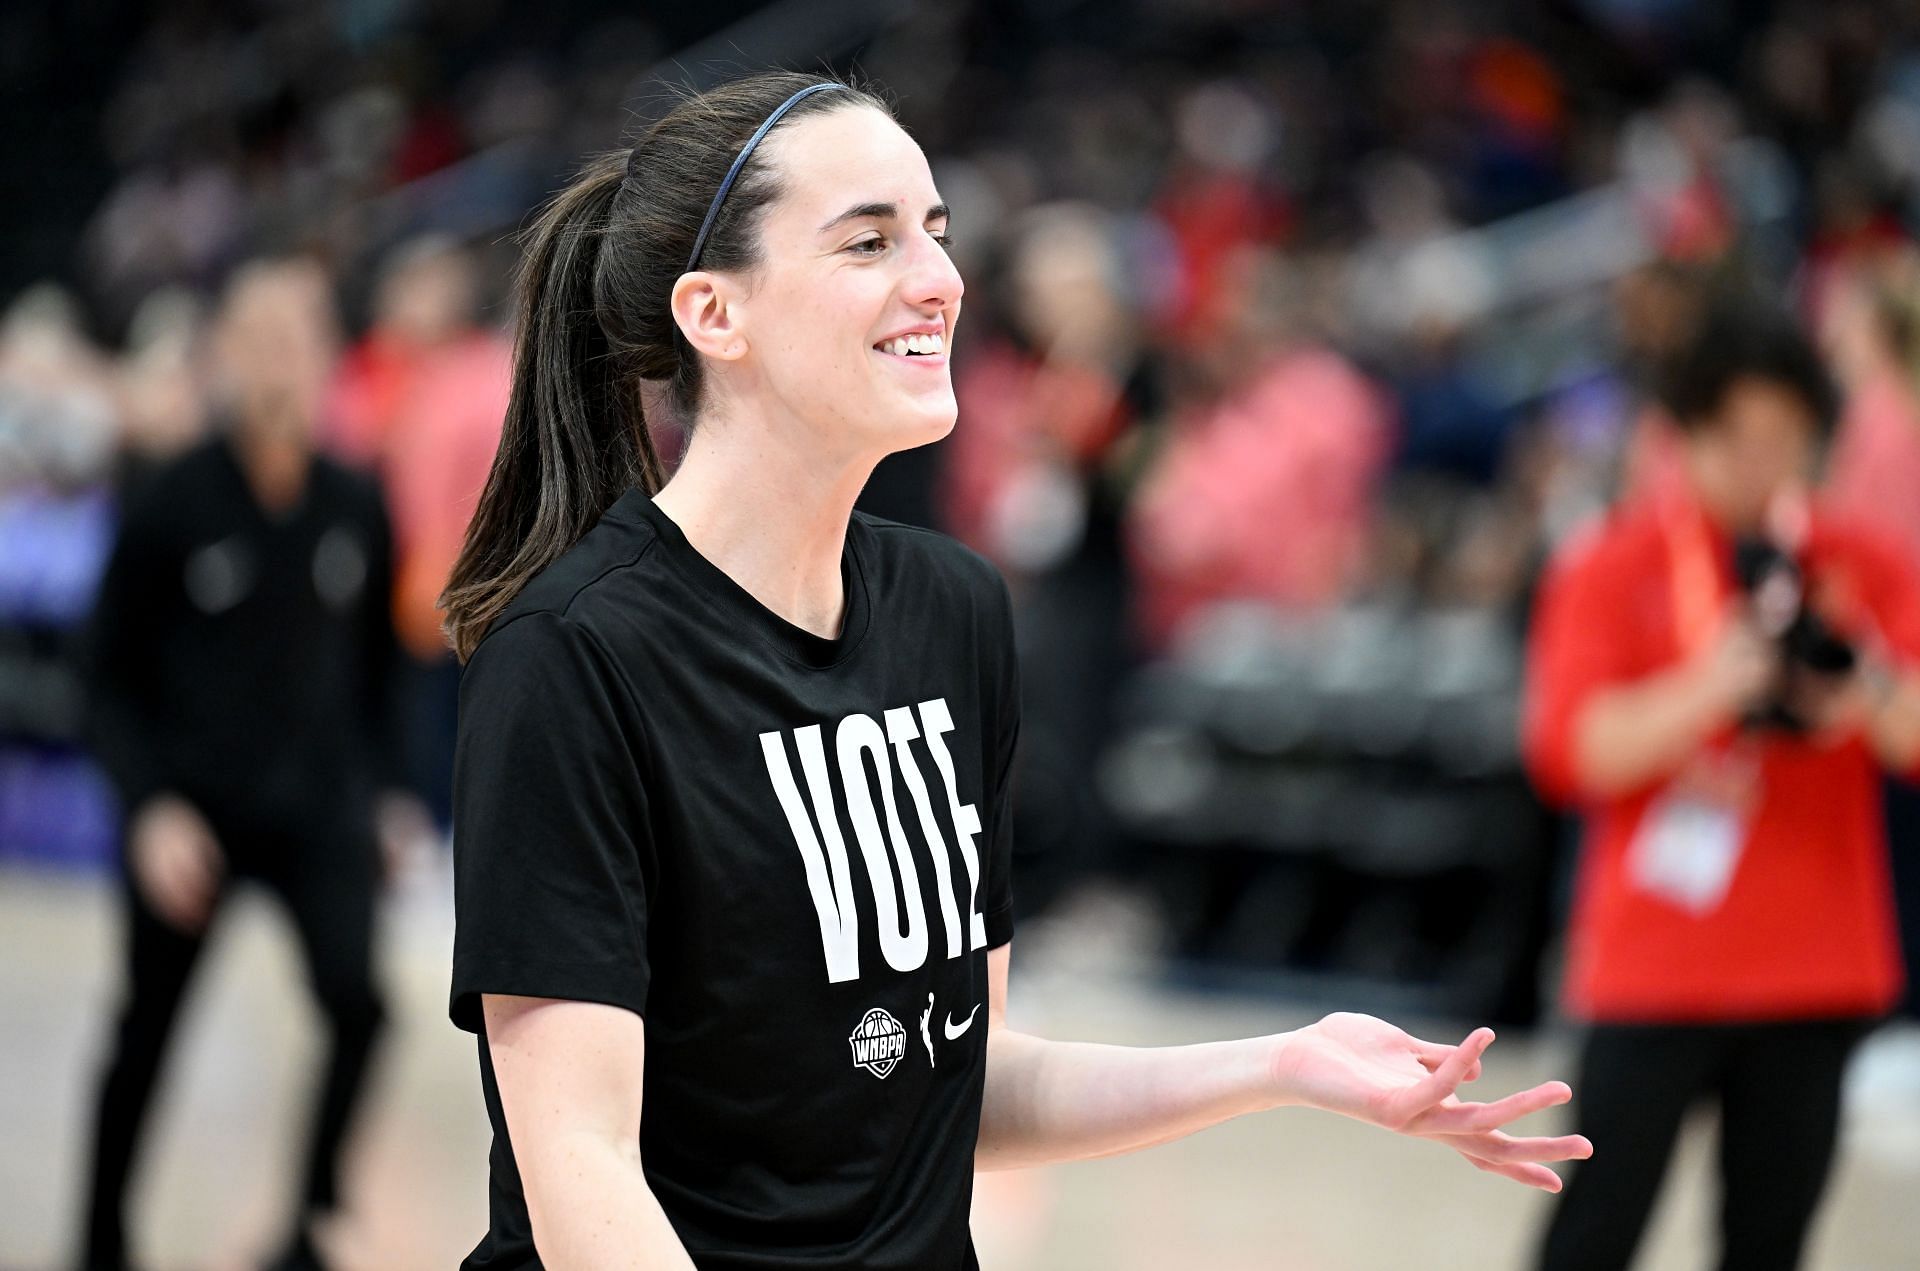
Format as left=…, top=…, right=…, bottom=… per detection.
left=878, top=332, right=944, bottom=357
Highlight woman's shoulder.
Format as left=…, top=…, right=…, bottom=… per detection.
left=474, top=495, right=669, bottom=659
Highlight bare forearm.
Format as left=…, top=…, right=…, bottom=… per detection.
left=1574, top=661, right=1730, bottom=796
left=975, top=1028, right=1290, bottom=1171
left=525, top=1133, right=696, bottom=1270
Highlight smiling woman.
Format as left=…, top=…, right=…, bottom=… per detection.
left=439, top=69, right=1588, bottom=1271
left=671, top=101, right=964, bottom=468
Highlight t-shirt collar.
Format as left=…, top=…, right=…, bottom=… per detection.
left=613, top=486, right=872, bottom=670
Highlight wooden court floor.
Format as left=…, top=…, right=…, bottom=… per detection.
left=4, top=866, right=1916, bottom=1270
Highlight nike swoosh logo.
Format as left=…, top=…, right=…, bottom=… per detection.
left=943, top=1005, right=980, bottom=1040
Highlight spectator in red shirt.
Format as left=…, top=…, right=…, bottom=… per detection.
left=1524, top=301, right=1920, bottom=1271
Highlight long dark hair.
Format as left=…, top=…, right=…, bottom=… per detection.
left=441, top=71, right=892, bottom=661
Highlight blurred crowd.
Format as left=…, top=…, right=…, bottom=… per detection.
left=7, top=0, right=1920, bottom=1003
left=7, top=2, right=1920, bottom=1268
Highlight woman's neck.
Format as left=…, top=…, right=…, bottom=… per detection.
left=649, top=419, right=875, bottom=640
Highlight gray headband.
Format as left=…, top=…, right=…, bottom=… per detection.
left=684, top=82, right=850, bottom=275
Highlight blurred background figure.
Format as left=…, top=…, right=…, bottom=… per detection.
left=5, top=1, right=1920, bottom=1266
left=1129, top=245, right=1393, bottom=649
left=1524, top=300, right=1920, bottom=1271
left=1818, top=252, right=1920, bottom=1037
left=944, top=200, right=1152, bottom=910
left=325, top=236, right=508, bottom=830
left=76, top=258, right=425, bottom=1271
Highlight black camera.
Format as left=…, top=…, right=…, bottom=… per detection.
left=1732, top=537, right=1857, bottom=733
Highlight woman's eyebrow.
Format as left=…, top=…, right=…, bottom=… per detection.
left=817, top=200, right=951, bottom=233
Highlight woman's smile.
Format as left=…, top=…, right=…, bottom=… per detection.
left=871, top=324, right=950, bottom=369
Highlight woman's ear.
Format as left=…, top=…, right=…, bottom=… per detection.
left=670, top=272, right=747, bottom=363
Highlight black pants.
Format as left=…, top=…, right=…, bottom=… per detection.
left=79, top=813, right=385, bottom=1271
left=398, top=651, right=462, bottom=832
left=1535, top=1015, right=1877, bottom=1271
left=1886, top=778, right=1920, bottom=1020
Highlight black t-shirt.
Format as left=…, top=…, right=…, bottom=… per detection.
left=449, top=487, right=1018, bottom=1270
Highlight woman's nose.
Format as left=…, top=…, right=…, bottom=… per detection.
left=904, top=230, right=964, bottom=310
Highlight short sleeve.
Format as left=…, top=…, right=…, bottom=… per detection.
left=1522, top=529, right=1639, bottom=807
left=981, top=571, right=1020, bottom=949
left=449, top=611, right=655, bottom=1034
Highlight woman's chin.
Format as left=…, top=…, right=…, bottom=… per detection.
left=866, top=393, right=957, bottom=451
left=894, top=387, right=960, bottom=433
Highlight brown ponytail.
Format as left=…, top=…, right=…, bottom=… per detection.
left=440, top=71, right=892, bottom=661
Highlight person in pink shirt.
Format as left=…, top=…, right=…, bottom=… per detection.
left=327, top=237, right=489, bottom=470
left=327, top=238, right=509, bottom=826
left=1818, top=252, right=1920, bottom=1028
left=1129, top=248, right=1394, bottom=649
left=1819, top=254, right=1920, bottom=563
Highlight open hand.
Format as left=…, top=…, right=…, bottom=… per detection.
left=374, top=788, right=437, bottom=886
left=129, top=794, right=225, bottom=934
left=1693, top=608, right=1782, bottom=721
left=1272, top=1012, right=1592, bottom=1190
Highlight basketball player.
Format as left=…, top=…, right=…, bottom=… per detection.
left=444, top=72, right=1592, bottom=1269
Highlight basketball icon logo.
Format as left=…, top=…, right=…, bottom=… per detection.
left=848, top=1007, right=907, bottom=1079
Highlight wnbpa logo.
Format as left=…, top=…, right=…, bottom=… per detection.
left=849, top=1007, right=906, bottom=1079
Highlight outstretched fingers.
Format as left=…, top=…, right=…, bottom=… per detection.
left=1410, top=1035, right=1484, bottom=1083
left=1459, top=1149, right=1566, bottom=1192
left=1385, top=1028, right=1495, bottom=1125
left=1410, top=1080, right=1573, bottom=1136
left=1437, top=1129, right=1592, bottom=1166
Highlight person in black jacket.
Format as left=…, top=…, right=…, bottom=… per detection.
left=77, top=257, right=427, bottom=1271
